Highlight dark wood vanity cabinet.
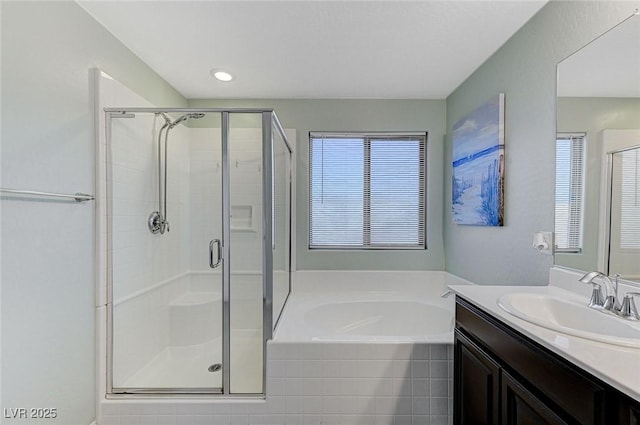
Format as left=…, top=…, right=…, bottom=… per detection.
left=454, top=296, right=640, bottom=425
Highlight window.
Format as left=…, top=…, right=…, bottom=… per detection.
left=555, top=133, right=585, bottom=253
left=309, top=132, right=426, bottom=249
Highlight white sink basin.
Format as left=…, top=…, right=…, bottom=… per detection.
left=497, top=292, right=640, bottom=348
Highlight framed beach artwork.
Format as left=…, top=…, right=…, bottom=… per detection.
left=452, top=93, right=505, bottom=226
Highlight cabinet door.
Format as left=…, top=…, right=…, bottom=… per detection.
left=454, top=330, right=500, bottom=425
left=632, top=405, right=640, bottom=425
left=501, top=370, right=570, bottom=425
left=617, top=395, right=640, bottom=425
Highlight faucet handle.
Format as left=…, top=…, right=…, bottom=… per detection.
left=587, top=285, right=606, bottom=309
left=616, top=292, right=640, bottom=320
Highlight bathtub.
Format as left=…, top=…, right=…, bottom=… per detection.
left=273, top=270, right=457, bottom=343
left=274, top=290, right=454, bottom=342
left=268, top=270, right=461, bottom=424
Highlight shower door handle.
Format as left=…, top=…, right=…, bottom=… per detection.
left=209, top=239, right=222, bottom=268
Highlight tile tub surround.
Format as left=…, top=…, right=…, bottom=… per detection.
left=265, top=341, right=454, bottom=425
left=99, top=342, right=453, bottom=425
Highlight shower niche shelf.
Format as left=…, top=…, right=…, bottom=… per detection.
left=230, top=204, right=256, bottom=232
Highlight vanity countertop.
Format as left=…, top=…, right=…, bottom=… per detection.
left=449, top=282, right=640, bottom=403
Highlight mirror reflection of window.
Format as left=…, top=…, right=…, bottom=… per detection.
left=609, top=146, right=640, bottom=280
left=555, top=133, right=585, bottom=253
left=619, top=147, right=640, bottom=249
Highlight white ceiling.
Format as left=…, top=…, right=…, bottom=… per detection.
left=78, top=0, right=548, bottom=100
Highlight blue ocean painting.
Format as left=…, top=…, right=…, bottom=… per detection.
left=452, top=94, right=505, bottom=226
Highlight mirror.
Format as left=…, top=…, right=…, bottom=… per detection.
left=555, top=12, right=640, bottom=283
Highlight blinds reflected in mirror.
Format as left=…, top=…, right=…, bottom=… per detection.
left=617, top=146, right=640, bottom=249
left=555, top=133, right=585, bottom=252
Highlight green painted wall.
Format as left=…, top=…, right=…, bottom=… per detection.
left=190, top=99, right=447, bottom=271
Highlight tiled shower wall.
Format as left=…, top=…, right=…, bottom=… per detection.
left=99, top=341, right=453, bottom=425
left=105, top=75, right=193, bottom=386
left=108, top=92, right=191, bottom=303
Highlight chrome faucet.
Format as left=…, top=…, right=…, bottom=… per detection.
left=579, top=271, right=620, bottom=312
left=440, top=289, right=454, bottom=298
left=579, top=272, right=640, bottom=321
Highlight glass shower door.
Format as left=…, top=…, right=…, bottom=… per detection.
left=186, top=113, right=225, bottom=392
left=109, top=111, right=224, bottom=393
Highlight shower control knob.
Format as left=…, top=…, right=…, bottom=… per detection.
left=148, top=211, right=163, bottom=234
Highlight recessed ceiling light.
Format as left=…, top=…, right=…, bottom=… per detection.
left=211, top=69, right=233, bottom=82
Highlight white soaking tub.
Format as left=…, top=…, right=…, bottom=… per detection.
left=274, top=291, right=454, bottom=342
left=273, top=270, right=457, bottom=343
left=268, top=270, right=461, bottom=425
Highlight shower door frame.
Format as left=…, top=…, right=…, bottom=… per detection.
left=103, top=107, right=293, bottom=397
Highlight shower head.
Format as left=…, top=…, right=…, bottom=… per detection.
left=169, top=115, right=188, bottom=128
left=168, top=112, right=205, bottom=128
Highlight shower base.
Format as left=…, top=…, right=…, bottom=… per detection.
left=120, top=329, right=262, bottom=392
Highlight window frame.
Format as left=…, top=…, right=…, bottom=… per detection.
left=308, top=131, right=427, bottom=250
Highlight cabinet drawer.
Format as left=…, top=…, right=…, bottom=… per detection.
left=456, top=297, right=606, bottom=425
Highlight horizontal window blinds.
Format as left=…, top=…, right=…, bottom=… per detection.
left=555, top=134, right=585, bottom=252
left=309, top=133, right=426, bottom=249
left=620, top=147, right=640, bottom=249
left=310, top=137, right=364, bottom=247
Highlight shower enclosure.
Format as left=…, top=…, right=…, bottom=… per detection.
left=104, top=108, right=292, bottom=395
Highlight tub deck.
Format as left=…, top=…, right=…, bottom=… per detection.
left=274, top=290, right=454, bottom=343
